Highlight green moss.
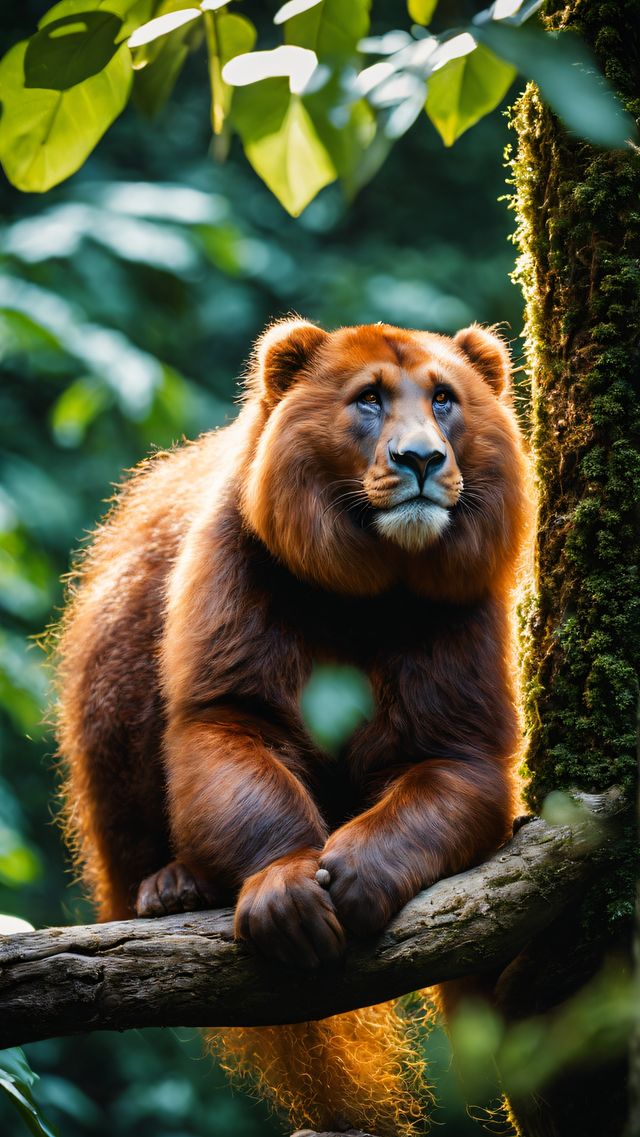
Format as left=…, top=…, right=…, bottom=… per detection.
left=509, top=0, right=639, bottom=984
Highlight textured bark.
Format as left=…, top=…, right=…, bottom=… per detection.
left=508, top=2, right=639, bottom=1134
left=0, top=789, right=623, bottom=1051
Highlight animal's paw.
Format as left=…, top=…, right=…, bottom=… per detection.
left=135, top=860, right=218, bottom=917
left=234, top=850, right=346, bottom=969
left=318, top=834, right=411, bottom=937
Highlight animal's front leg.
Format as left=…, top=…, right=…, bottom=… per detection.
left=319, top=758, right=512, bottom=936
left=138, top=715, right=344, bottom=967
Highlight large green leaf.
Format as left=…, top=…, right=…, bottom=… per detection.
left=426, top=41, right=516, bottom=146
left=0, top=1049, right=58, bottom=1137
left=232, top=79, right=336, bottom=216
left=474, top=21, right=634, bottom=147
left=281, top=0, right=370, bottom=59
left=0, top=31, right=132, bottom=192
left=24, top=12, right=122, bottom=89
left=38, top=0, right=152, bottom=43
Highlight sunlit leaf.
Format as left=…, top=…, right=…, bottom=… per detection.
left=0, top=915, right=35, bottom=934
left=474, top=22, right=634, bottom=147
left=131, top=0, right=201, bottom=115
left=0, top=38, right=132, bottom=192
left=283, top=0, right=370, bottom=58
left=232, top=79, right=336, bottom=215
left=274, top=0, right=323, bottom=24
left=474, top=0, right=543, bottom=27
left=223, top=45, right=319, bottom=96
left=408, top=0, right=438, bottom=25
left=0, top=838, right=42, bottom=886
left=50, top=377, right=110, bottom=447
left=128, top=7, right=201, bottom=48
left=426, top=41, right=516, bottom=146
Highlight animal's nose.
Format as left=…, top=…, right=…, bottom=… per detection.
left=389, top=432, right=446, bottom=486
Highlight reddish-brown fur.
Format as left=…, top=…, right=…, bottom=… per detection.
left=55, top=319, right=529, bottom=1131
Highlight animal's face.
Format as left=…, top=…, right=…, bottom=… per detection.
left=340, top=354, right=466, bottom=553
left=241, top=319, right=529, bottom=599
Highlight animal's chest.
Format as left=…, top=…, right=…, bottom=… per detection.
left=264, top=567, right=444, bottom=668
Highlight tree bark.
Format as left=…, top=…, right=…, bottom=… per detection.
left=508, top=2, right=639, bottom=1134
left=0, top=791, right=622, bottom=1046
left=0, top=790, right=624, bottom=1051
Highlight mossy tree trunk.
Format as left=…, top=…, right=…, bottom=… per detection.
left=506, top=2, right=639, bottom=1134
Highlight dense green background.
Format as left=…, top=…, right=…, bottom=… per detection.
left=0, top=2, right=523, bottom=1134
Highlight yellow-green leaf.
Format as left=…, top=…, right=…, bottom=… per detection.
left=232, top=80, right=336, bottom=216
left=426, top=42, right=516, bottom=147
left=0, top=38, right=132, bottom=192
left=408, top=0, right=438, bottom=25
left=204, top=11, right=256, bottom=137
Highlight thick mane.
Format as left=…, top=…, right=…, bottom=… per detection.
left=240, top=323, right=529, bottom=602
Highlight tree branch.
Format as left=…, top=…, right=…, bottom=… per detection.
left=0, top=788, right=626, bottom=1050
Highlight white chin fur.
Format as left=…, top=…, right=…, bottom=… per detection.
left=373, top=500, right=449, bottom=552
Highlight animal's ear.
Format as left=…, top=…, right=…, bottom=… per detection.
left=454, top=325, right=512, bottom=396
left=255, top=318, right=329, bottom=404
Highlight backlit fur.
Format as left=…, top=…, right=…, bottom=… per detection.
left=55, top=319, right=530, bottom=1136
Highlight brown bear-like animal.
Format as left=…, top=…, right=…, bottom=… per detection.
left=56, top=318, right=529, bottom=1135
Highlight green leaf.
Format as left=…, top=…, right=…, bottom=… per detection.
left=282, top=0, right=371, bottom=59
left=203, top=11, right=256, bottom=138
left=24, top=12, right=122, bottom=90
left=0, top=1050, right=38, bottom=1091
left=0, top=841, right=42, bottom=886
left=474, top=22, right=635, bottom=147
left=1, top=1050, right=58, bottom=1137
left=50, top=377, right=110, bottom=446
left=408, top=0, right=438, bottom=25
left=274, top=0, right=323, bottom=23
left=0, top=36, right=132, bottom=192
left=426, top=41, right=516, bottom=146
left=132, top=26, right=191, bottom=115
left=38, top=0, right=151, bottom=42
left=127, top=7, right=201, bottom=49
left=232, top=79, right=336, bottom=215
left=130, top=0, right=205, bottom=114
left=0, top=1048, right=58, bottom=1137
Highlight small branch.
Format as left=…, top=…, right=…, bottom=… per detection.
left=0, top=788, right=626, bottom=1050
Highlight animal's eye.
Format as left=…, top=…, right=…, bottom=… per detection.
left=356, top=388, right=382, bottom=413
left=433, top=388, right=453, bottom=410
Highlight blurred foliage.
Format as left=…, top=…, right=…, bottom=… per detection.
left=0, top=2, right=632, bottom=1136
left=0, top=0, right=634, bottom=212
left=0, top=2, right=524, bottom=1131
left=449, top=958, right=634, bottom=1103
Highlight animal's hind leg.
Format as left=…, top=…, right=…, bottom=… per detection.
left=63, top=725, right=172, bottom=922
left=58, top=604, right=173, bottom=922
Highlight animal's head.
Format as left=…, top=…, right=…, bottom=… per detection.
left=240, top=319, right=530, bottom=600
